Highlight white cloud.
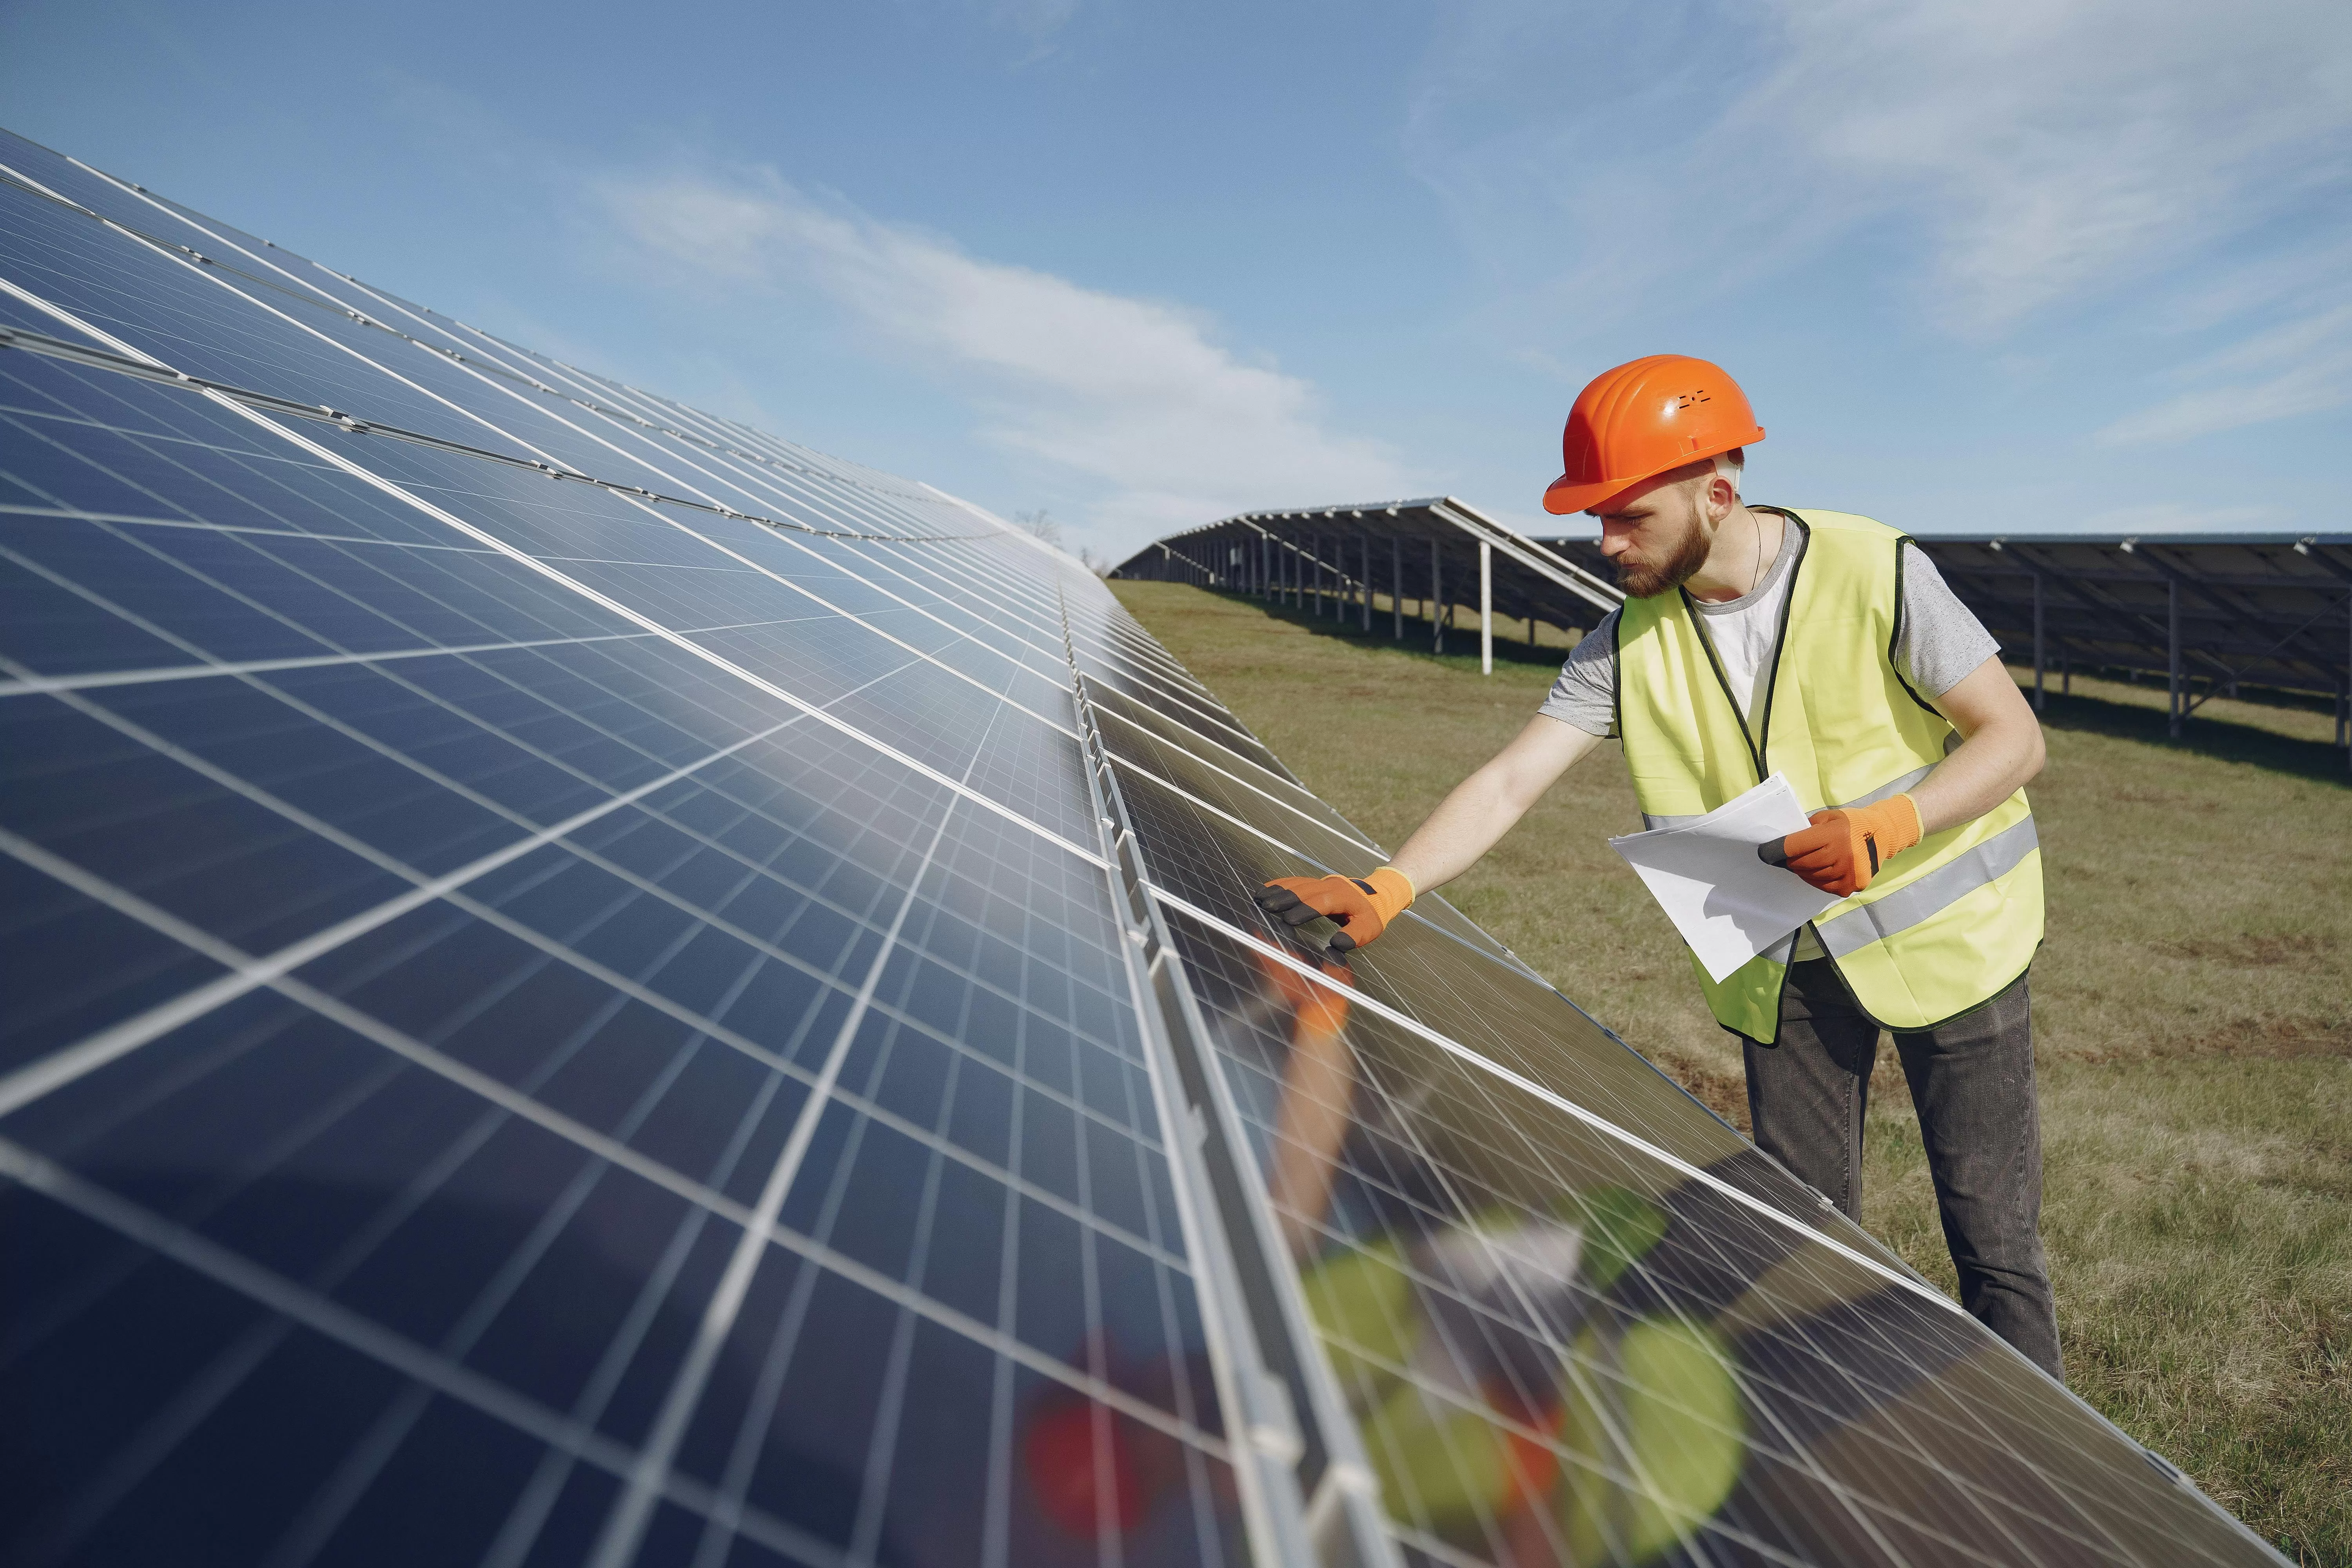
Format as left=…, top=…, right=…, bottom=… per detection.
left=2098, top=304, right=2352, bottom=444
left=593, top=167, right=1419, bottom=546
left=1757, top=0, right=2352, bottom=334
left=1407, top=0, right=2352, bottom=336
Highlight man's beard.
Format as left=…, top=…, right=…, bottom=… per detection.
left=1613, top=517, right=1712, bottom=598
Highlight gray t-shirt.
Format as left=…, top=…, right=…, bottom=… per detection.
left=1539, top=516, right=1999, bottom=739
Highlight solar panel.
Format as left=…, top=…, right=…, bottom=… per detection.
left=1525, top=532, right=2352, bottom=748
left=0, top=124, right=2289, bottom=1568
left=1113, top=500, right=1624, bottom=675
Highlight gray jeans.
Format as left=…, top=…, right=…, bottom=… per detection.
left=1740, top=961, right=2063, bottom=1378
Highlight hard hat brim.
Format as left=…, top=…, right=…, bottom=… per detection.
left=1542, top=473, right=1623, bottom=515
left=1541, top=426, right=1765, bottom=515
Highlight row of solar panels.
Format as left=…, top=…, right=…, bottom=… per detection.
left=0, top=127, right=2290, bottom=1567
left=1120, top=506, right=2352, bottom=758
left=1110, top=499, right=1626, bottom=666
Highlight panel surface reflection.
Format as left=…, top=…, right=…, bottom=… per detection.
left=1163, top=909, right=2269, bottom=1568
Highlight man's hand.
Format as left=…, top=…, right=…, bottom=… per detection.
left=1253, top=867, right=1415, bottom=952
left=1762, top=795, right=1922, bottom=897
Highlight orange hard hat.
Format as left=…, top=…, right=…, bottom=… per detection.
left=1542, top=355, right=1766, bottom=515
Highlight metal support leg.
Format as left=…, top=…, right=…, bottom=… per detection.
left=1431, top=540, right=1444, bottom=654
left=2168, top=579, right=2181, bottom=739
left=2063, top=654, right=2071, bottom=696
left=1391, top=537, right=1402, bottom=640
left=1313, top=536, right=1324, bottom=618
left=2032, top=571, right=2045, bottom=711
left=1479, top=540, right=1493, bottom=676
left=1361, top=535, right=1371, bottom=632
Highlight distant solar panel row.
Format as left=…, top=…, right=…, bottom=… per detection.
left=0, top=127, right=2288, bottom=1568
left=1111, top=499, right=1624, bottom=667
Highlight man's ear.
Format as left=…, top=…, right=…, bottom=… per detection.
left=1706, top=473, right=1739, bottom=522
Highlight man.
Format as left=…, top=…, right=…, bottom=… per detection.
left=1254, top=355, right=2062, bottom=1377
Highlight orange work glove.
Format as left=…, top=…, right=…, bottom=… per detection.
left=1252, top=867, right=1415, bottom=952
left=1760, top=795, right=1924, bottom=897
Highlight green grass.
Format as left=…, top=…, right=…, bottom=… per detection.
left=1113, top=580, right=2352, bottom=1564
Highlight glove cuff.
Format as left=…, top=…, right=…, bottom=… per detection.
left=1861, top=795, right=1924, bottom=858
left=1365, top=866, right=1416, bottom=922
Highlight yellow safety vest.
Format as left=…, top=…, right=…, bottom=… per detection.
left=1615, top=509, right=2042, bottom=1040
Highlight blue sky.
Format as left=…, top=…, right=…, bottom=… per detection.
left=4, top=0, right=2348, bottom=560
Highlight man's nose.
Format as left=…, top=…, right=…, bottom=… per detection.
left=1599, top=531, right=1631, bottom=559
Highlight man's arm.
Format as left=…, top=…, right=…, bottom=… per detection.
left=1910, top=656, right=2045, bottom=834
left=1763, top=655, right=2044, bottom=896
left=1388, top=714, right=1602, bottom=893
left=1254, top=713, right=1599, bottom=948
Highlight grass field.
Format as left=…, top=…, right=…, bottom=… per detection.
left=1112, top=579, right=2352, bottom=1566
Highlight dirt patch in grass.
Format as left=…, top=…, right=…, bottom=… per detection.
left=2156, top=932, right=2334, bottom=969
left=2175, top=1018, right=2352, bottom=1060
left=1118, top=581, right=2352, bottom=1564
left=1651, top=1048, right=1752, bottom=1132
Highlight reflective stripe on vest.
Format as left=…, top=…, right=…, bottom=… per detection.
left=1814, top=815, right=2039, bottom=958
left=1615, top=510, right=2044, bottom=1037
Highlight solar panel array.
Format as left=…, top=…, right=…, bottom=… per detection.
left=1111, top=499, right=1624, bottom=660
left=0, top=127, right=2290, bottom=1568
left=1533, top=533, right=2352, bottom=716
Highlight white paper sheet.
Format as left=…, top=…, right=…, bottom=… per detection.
left=1608, top=773, right=1839, bottom=982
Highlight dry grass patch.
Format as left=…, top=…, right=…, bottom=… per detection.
left=1115, top=581, right=2352, bottom=1564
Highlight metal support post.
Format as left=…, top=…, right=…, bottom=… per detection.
left=2032, top=571, right=2045, bottom=711
left=1431, top=539, right=1444, bottom=654
left=2167, top=578, right=2181, bottom=739
left=1391, top=537, right=1402, bottom=640
left=2063, top=653, right=2071, bottom=696
left=1479, top=540, right=1493, bottom=675
left=1314, top=535, right=1325, bottom=619
left=1361, top=535, right=1372, bottom=632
